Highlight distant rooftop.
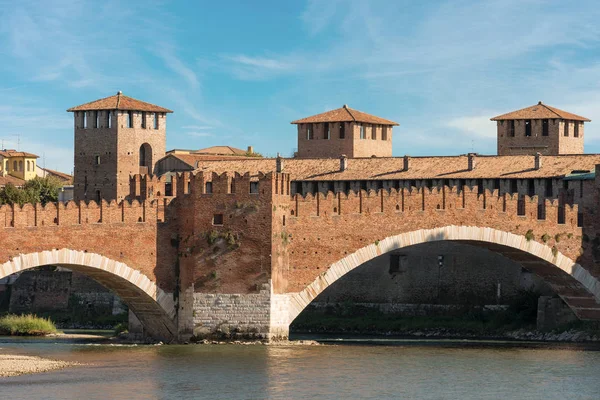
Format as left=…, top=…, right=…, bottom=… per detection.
left=67, top=91, right=173, bottom=113
left=491, top=101, right=590, bottom=122
left=0, top=150, right=39, bottom=158
left=291, top=105, right=399, bottom=126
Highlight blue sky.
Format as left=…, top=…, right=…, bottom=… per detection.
left=1, top=0, right=600, bottom=173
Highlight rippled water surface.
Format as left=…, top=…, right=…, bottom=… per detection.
left=2, top=337, right=600, bottom=400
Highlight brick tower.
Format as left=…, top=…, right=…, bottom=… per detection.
left=492, top=101, right=590, bottom=156
left=291, top=105, right=398, bottom=158
left=68, top=91, right=172, bottom=202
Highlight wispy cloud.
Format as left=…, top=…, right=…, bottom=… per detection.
left=221, top=54, right=297, bottom=80
left=155, top=43, right=200, bottom=89
left=186, top=132, right=213, bottom=137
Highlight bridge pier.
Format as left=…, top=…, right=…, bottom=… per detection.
left=189, top=282, right=292, bottom=340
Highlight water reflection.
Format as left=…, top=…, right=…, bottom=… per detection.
left=1, top=339, right=600, bottom=400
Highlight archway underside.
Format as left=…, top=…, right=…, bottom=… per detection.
left=286, top=226, right=600, bottom=325
left=0, top=250, right=177, bottom=343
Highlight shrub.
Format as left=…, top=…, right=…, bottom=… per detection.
left=113, top=322, right=128, bottom=336
left=525, top=229, right=534, bottom=241
left=541, top=233, right=550, bottom=243
left=0, top=314, right=58, bottom=336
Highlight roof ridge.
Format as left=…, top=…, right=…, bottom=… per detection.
left=344, top=106, right=357, bottom=122
left=540, top=103, right=562, bottom=119
left=116, top=91, right=122, bottom=109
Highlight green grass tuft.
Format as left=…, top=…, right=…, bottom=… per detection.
left=0, top=314, right=58, bottom=336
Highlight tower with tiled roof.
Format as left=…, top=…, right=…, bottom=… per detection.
left=67, top=91, right=172, bottom=201
left=291, top=104, right=398, bottom=158
left=491, top=101, right=590, bottom=156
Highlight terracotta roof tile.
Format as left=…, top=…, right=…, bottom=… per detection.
left=168, top=153, right=252, bottom=168
left=0, top=150, right=39, bottom=158
left=491, top=102, right=590, bottom=122
left=67, top=92, right=173, bottom=113
left=39, top=168, right=73, bottom=182
left=0, top=175, right=25, bottom=187
left=192, top=154, right=600, bottom=180
left=291, top=105, right=398, bottom=126
left=193, top=146, right=247, bottom=156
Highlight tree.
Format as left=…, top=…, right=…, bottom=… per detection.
left=0, top=176, right=63, bottom=206
left=23, top=176, right=62, bottom=204
left=0, top=183, right=34, bottom=206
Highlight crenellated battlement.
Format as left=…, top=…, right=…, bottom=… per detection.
left=0, top=199, right=157, bottom=229
left=130, top=171, right=291, bottom=200
left=288, top=185, right=579, bottom=228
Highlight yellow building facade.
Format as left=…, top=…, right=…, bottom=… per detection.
left=0, top=150, right=39, bottom=182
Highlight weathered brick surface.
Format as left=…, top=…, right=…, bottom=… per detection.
left=297, top=122, right=392, bottom=158
left=73, top=110, right=166, bottom=202
left=497, top=119, right=584, bottom=155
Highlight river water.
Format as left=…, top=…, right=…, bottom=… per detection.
left=1, top=336, right=600, bottom=400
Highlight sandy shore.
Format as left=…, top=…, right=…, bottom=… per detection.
left=0, top=354, right=79, bottom=377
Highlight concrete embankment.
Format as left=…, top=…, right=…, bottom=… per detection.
left=0, top=354, right=79, bottom=377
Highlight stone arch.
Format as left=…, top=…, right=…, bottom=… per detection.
left=139, top=143, right=152, bottom=171
left=0, top=249, right=177, bottom=343
left=285, top=226, right=600, bottom=325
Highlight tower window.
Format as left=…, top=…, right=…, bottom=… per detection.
left=325, top=123, right=330, bottom=140
left=230, top=178, right=235, bottom=194
left=95, top=155, right=101, bottom=165
left=154, top=113, right=159, bottom=129
left=94, top=111, right=99, bottom=128
left=508, top=120, right=515, bottom=137
left=127, top=111, right=133, bottom=128
left=542, top=119, right=548, bottom=136
left=545, top=178, right=553, bottom=197
left=527, top=179, right=535, bottom=196
left=18, top=161, right=22, bottom=171
left=564, top=121, right=569, bottom=136
left=371, top=125, right=376, bottom=140
left=574, top=122, right=579, bottom=138
left=141, top=112, right=147, bottom=129
left=306, top=124, right=314, bottom=140
left=339, top=123, right=345, bottom=139
left=360, top=124, right=365, bottom=139
left=382, top=126, right=387, bottom=140
left=250, top=181, right=259, bottom=194
left=107, top=111, right=112, bottom=128
left=83, top=112, right=88, bottom=129
left=213, top=214, right=224, bottom=226
left=205, top=181, right=213, bottom=194
left=525, top=120, right=531, bottom=137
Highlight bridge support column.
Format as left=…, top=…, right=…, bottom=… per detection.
left=190, top=281, right=292, bottom=340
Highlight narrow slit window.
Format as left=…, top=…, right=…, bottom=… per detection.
left=141, top=112, right=146, bottom=128
left=382, top=126, right=387, bottom=140
left=564, top=121, right=569, bottom=137
left=94, top=111, right=99, bottom=128
left=95, top=155, right=101, bottom=165
left=360, top=124, right=365, bottom=139
left=509, top=120, right=515, bottom=137
left=574, top=122, right=579, bottom=138
left=154, top=113, right=159, bottom=129
left=542, top=119, right=548, bottom=136
left=325, top=122, right=330, bottom=140
left=107, top=111, right=112, bottom=128
left=127, top=111, right=133, bottom=128
left=371, top=125, right=376, bottom=140
left=339, top=123, right=345, bottom=139
left=205, top=181, right=213, bottom=194
left=525, top=120, right=531, bottom=137
left=83, top=112, right=88, bottom=129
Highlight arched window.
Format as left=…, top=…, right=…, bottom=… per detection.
left=13, top=160, right=17, bottom=171
left=26, top=160, right=30, bottom=171
left=139, top=143, right=153, bottom=172
left=19, top=161, right=23, bottom=171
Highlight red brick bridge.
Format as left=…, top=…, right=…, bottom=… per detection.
left=1, top=172, right=600, bottom=342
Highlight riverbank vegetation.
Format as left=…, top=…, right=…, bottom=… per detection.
left=0, top=314, right=58, bottom=336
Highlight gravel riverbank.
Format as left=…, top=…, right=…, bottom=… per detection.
left=0, top=354, right=79, bottom=377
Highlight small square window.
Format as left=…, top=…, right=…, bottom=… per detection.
left=250, top=181, right=259, bottom=194
left=95, top=155, right=101, bottom=165
left=213, top=214, right=224, bottom=225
